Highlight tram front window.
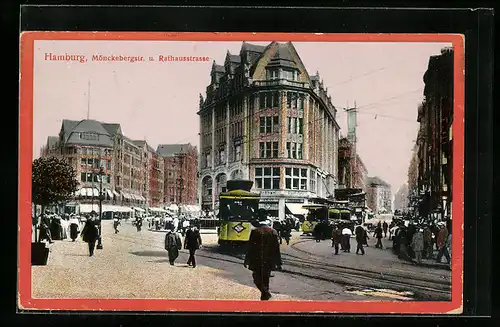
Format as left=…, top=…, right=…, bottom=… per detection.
left=219, top=200, right=258, bottom=221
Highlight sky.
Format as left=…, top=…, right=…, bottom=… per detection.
left=32, top=39, right=450, bottom=195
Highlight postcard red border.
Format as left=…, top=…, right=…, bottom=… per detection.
left=18, top=32, right=464, bottom=313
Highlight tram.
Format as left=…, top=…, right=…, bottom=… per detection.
left=300, top=204, right=329, bottom=235
left=217, top=179, right=260, bottom=246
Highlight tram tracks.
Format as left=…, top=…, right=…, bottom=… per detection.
left=109, top=229, right=451, bottom=301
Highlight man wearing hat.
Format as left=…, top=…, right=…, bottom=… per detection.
left=244, top=212, right=282, bottom=301
left=436, top=222, right=450, bottom=264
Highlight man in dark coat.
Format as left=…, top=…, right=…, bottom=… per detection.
left=244, top=219, right=282, bottom=301
left=184, top=226, right=202, bottom=268
left=373, top=223, right=384, bottom=249
left=165, top=230, right=182, bottom=265
left=382, top=221, right=388, bottom=238
left=331, top=225, right=342, bottom=255
left=81, top=217, right=99, bottom=256
left=355, top=225, right=366, bottom=255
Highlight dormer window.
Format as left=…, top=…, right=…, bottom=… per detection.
left=282, top=69, right=298, bottom=81
left=80, top=132, right=99, bottom=141
left=267, top=69, right=279, bottom=80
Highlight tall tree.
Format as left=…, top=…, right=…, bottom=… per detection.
left=32, top=156, right=79, bottom=242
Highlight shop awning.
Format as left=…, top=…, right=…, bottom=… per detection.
left=79, top=203, right=99, bottom=213
left=168, top=204, right=179, bottom=211
left=285, top=203, right=308, bottom=216
left=133, top=207, right=145, bottom=212
left=106, top=189, right=114, bottom=198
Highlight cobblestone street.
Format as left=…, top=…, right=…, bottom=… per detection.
left=32, top=221, right=451, bottom=301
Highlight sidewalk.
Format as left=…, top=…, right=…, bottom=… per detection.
left=31, top=221, right=295, bottom=300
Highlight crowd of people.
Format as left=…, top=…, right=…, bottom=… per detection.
left=391, top=220, right=452, bottom=265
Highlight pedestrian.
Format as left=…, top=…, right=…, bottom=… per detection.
left=69, top=215, right=80, bottom=242
left=436, top=223, right=451, bottom=264
left=113, top=216, right=120, bottom=234
left=411, top=228, right=425, bottom=264
left=355, top=225, right=365, bottom=255
left=184, top=225, right=202, bottom=268
left=331, top=225, right=342, bottom=254
left=39, top=212, right=54, bottom=244
left=423, top=226, right=433, bottom=259
left=136, top=216, right=143, bottom=232
left=281, top=218, right=292, bottom=245
left=363, top=227, right=370, bottom=246
left=164, top=230, right=182, bottom=265
left=398, top=227, right=409, bottom=260
left=373, top=223, right=383, bottom=249
left=341, top=227, right=352, bottom=252
left=244, top=218, right=282, bottom=301
left=383, top=221, right=388, bottom=238
left=273, top=219, right=283, bottom=244
left=81, top=216, right=99, bottom=257
left=181, top=218, right=190, bottom=237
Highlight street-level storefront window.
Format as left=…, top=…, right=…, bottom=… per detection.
left=254, top=167, right=280, bottom=190
left=285, top=168, right=308, bottom=190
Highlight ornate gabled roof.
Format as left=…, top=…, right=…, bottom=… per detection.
left=226, top=51, right=241, bottom=64
left=211, top=61, right=225, bottom=73
left=61, top=119, right=114, bottom=147
left=265, top=42, right=298, bottom=70
left=241, top=42, right=267, bottom=54
left=101, top=123, right=122, bottom=135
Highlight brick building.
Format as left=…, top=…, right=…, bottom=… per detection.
left=133, top=140, right=164, bottom=207
left=366, top=176, right=392, bottom=214
left=198, top=41, right=340, bottom=219
left=414, top=47, right=453, bottom=221
left=157, top=143, right=198, bottom=205
left=42, top=119, right=166, bottom=210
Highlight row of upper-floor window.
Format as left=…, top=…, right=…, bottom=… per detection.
left=259, top=116, right=304, bottom=135
left=266, top=68, right=299, bottom=82
left=201, top=91, right=307, bottom=126
left=80, top=172, right=111, bottom=184
left=201, top=145, right=242, bottom=168
left=64, top=147, right=113, bottom=157
left=258, top=141, right=303, bottom=159
left=253, top=167, right=318, bottom=191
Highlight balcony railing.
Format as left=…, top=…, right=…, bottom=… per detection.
left=253, top=79, right=310, bottom=89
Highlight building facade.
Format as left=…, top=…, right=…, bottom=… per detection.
left=198, top=41, right=340, bottom=219
left=42, top=119, right=168, bottom=209
left=366, top=176, right=392, bottom=214
left=393, top=183, right=409, bottom=213
left=414, top=47, right=453, bottom=221
left=337, top=137, right=368, bottom=192
left=157, top=144, right=198, bottom=205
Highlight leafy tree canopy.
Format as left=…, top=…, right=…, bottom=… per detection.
left=32, top=156, right=79, bottom=206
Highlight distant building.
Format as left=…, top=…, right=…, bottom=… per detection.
left=393, top=183, right=409, bottom=212
left=366, top=176, right=392, bottom=214
left=198, top=41, right=340, bottom=219
left=157, top=143, right=198, bottom=205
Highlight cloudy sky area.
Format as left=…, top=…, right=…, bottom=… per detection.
left=33, top=40, right=450, bottom=194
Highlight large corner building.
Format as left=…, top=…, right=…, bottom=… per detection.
left=198, top=41, right=340, bottom=219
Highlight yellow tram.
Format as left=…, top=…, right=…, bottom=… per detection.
left=217, top=180, right=260, bottom=246
left=301, top=204, right=329, bottom=235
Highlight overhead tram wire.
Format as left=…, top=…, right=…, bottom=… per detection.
left=197, top=88, right=424, bottom=150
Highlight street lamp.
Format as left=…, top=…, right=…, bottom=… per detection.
left=96, top=166, right=105, bottom=250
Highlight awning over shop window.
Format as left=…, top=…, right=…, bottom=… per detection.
left=285, top=203, right=308, bottom=216
left=149, top=207, right=167, bottom=213
left=79, top=203, right=100, bottom=213
left=133, top=207, right=145, bottom=212
left=101, top=205, right=133, bottom=213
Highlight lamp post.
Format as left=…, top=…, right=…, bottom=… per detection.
left=96, top=166, right=105, bottom=250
